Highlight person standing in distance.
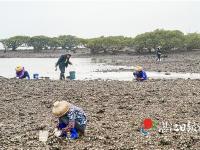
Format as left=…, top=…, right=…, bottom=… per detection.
left=156, top=47, right=162, bottom=62
left=55, top=54, right=72, bottom=80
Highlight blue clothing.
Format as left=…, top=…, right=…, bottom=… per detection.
left=133, top=70, right=147, bottom=81
left=59, top=105, right=87, bottom=126
left=58, top=123, right=79, bottom=139
left=57, top=105, right=87, bottom=139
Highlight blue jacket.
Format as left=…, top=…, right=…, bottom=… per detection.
left=133, top=70, right=147, bottom=81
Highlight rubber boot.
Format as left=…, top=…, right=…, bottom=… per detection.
left=60, top=73, right=65, bottom=80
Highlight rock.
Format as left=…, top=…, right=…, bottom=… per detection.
left=96, top=109, right=105, bottom=114
left=165, top=72, right=171, bottom=75
left=118, top=105, right=126, bottom=109
left=160, top=137, right=172, bottom=145
left=19, top=112, right=25, bottom=116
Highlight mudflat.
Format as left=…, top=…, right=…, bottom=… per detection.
left=0, top=78, right=200, bottom=149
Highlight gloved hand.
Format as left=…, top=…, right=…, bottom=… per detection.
left=69, top=128, right=79, bottom=140
left=53, top=128, right=62, bottom=137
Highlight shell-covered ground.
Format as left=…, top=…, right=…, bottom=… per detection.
left=0, top=78, right=200, bottom=150
left=99, top=51, right=200, bottom=73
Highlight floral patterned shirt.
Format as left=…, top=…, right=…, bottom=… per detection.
left=58, top=104, right=87, bottom=131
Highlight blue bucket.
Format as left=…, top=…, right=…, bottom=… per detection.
left=33, top=73, right=39, bottom=79
left=69, top=71, right=76, bottom=80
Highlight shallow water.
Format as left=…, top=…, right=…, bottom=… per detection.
left=0, top=58, right=200, bottom=80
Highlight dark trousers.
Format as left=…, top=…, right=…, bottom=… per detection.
left=75, top=122, right=86, bottom=135
left=157, top=54, right=161, bottom=61
left=59, top=65, right=65, bottom=80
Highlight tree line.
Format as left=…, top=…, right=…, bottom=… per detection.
left=1, top=29, right=200, bottom=54
left=0, top=35, right=80, bottom=52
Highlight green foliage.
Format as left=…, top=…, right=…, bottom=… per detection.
left=0, top=30, right=200, bottom=54
left=134, top=29, right=185, bottom=53
left=1, top=36, right=30, bottom=51
left=57, top=35, right=80, bottom=50
left=47, top=37, right=60, bottom=50
left=79, top=38, right=88, bottom=46
left=28, top=36, right=50, bottom=51
left=85, top=36, right=134, bottom=54
left=184, top=33, right=200, bottom=50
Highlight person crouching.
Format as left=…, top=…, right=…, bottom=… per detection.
left=15, top=65, right=30, bottom=80
left=133, top=66, right=147, bottom=81
left=52, top=101, right=87, bottom=140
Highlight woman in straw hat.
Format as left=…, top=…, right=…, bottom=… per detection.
left=133, top=66, right=147, bottom=81
left=15, top=65, right=30, bottom=80
left=52, top=101, right=87, bottom=140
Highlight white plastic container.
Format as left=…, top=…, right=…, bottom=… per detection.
left=39, top=130, right=49, bottom=142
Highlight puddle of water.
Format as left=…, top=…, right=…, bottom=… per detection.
left=0, top=58, right=200, bottom=81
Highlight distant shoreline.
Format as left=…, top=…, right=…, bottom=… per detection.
left=0, top=48, right=199, bottom=58
left=0, top=50, right=200, bottom=74
left=0, top=49, right=91, bottom=58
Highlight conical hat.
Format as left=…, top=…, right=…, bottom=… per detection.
left=15, top=65, right=23, bottom=72
left=52, top=101, right=70, bottom=117
left=135, top=66, right=143, bottom=71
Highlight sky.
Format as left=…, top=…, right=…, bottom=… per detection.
left=0, top=0, right=200, bottom=39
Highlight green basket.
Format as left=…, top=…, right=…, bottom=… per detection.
left=69, top=71, right=76, bottom=80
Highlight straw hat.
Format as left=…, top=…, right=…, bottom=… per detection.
left=135, top=66, right=143, bottom=71
left=15, top=65, right=23, bottom=72
left=52, top=101, right=70, bottom=117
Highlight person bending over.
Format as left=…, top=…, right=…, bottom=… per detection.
left=52, top=101, right=87, bottom=140
left=15, top=65, right=30, bottom=80
left=133, top=66, right=147, bottom=81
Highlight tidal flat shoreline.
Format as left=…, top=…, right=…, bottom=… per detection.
left=0, top=50, right=200, bottom=73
